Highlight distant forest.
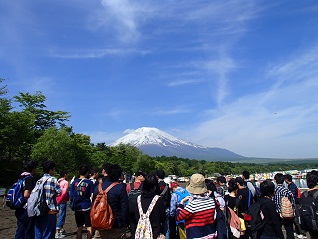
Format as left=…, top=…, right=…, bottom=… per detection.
left=1, top=79, right=318, bottom=186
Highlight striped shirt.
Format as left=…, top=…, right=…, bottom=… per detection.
left=176, top=194, right=217, bottom=239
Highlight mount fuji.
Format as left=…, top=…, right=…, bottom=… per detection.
left=110, top=127, right=245, bottom=161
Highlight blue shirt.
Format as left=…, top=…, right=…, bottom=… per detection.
left=70, top=178, right=94, bottom=211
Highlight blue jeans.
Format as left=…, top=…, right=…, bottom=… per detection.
left=15, top=207, right=35, bottom=239
left=34, top=213, right=57, bottom=239
left=56, top=202, right=67, bottom=229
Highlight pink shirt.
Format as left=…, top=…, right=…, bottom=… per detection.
left=56, top=178, right=69, bottom=204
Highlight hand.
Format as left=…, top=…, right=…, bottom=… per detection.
left=181, top=196, right=190, bottom=205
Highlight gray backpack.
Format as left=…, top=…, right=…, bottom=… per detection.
left=27, top=176, right=50, bottom=217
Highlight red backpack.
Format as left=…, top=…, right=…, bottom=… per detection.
left=90, top=182, right=118, bottom=230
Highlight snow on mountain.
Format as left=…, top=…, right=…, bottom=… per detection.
left=110, top=127, right=245, bottom=161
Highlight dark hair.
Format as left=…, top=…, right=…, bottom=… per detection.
left=306, top=170, right=318, bottom=189
left=242, top=171, right=250, bottom=180
left=142, top=174, right=158, bottom=193
left=43, top=160, right=56, bottom=174
left=217, top=176, right=226, bottom=184
left=227, top=179, right=238, bottom=193
left=205, top=179, right=217, bottom=192
left=235, top=177, right=244, bottom=186
left=107, top=164, right=122, bottom=182
left=102, top=163, right=111, bottom=174
left=79, top=164, right=89, bottom=176
left=284, top=174, right=292, bottom=182
left=24, top=160, right=38, bottom=172
left=60, top=170, right=68, bottom=178
left=156, top=169, right=165, bottom=179
left=274, top=173, right=285, bottom=184
left=260, top=179, right=274, bottom=197
left=135, top=170, right=145, bottom=177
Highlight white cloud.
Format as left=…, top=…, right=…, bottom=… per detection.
left=168, top=79, right=202, bottom=87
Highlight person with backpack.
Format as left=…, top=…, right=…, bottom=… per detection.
left=273, top=173, right=295, bottom=239
left=242, top=171, right=256, bottom=198
left=92, top=164, right=129, bottom=239
left=70, top=165, right=94, bottom=239
left=126, top=170, right=145, bottom=239
left=176, top=174, right=217, bottom=239
left=9, top=160, right=38, bottom=239
left=55, top=170, right=69, bottom=238
left=299, top=170, right=318, bottom=239
left=247, top=180, right=284, bottom=239
left=32, top=160, right=61, bottom=239
left=216, top=176, right=228, bottom=198
left=156, top=169, right=171, bottom=239
left=134, top=174, right=166, bottom=239
left=170, top=181, right=190, bottom=239
left=285, top=174, right=306, bottom=239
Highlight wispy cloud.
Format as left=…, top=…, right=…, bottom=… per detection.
left=155, top=107, right=191, bottom=115
left=168, top=79, right=203, bottom=87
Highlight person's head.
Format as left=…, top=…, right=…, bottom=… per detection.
left=274, top=173, right=285, bottom=185
left=171, top=181, right=179, bottom=192
left=24, top=160, right=38, bottom=174
left=156, top=169, right=165, bottom=180
left=79, top=164, right=89, bottom=177
left=135, top=170, right=145, bottom=182
left=90, top=169, right=99, bottom=179
left=60, top=170, right=68, bottom=179
left=43, top=160, right=56, bottom=175
left=102, top=162, right=111, bottom=176
left=242, top=171, right=250, bottom=180
left=205, top=179, right=217, bottom=192
left=217, top=176, right=226, bottom=185
left=284, top=174, right=292, bottom=184
left=227, top=179, right=239, bottom=193
left=235, top=177, right=245, bottom=187
left=306, top=170, right=318, bottom=189
left=186, top=174, right=207, bottom=195
left=107, top=164, right=122, bottom=182
left=142, top=174, right=158, bottom=193
left=260, top=179, right=275, bottom=197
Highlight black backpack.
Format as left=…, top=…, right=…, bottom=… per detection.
left=245, top=200, right=267, bottom=239
left=128, top=183, right=143, bottom=213
left=299, top=190, right=318, bottom=231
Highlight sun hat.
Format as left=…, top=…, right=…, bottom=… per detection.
left=186, top=174, right=207, bottom=194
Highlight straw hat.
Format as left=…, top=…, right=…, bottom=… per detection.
left=186, top=174, right=207, bottom=194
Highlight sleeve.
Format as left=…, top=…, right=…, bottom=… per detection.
left=24, top=177, right=34, bottom=191
left=170, top=193, right=178, bottom=217
left=176, top=203, right=192, bottom=222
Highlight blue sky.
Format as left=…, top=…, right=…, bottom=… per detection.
left=1, top=1, right=318, bottom=158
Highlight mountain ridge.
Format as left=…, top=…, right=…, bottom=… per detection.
left=110, top=127, right=245, bottom=161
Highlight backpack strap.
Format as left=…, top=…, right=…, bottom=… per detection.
left=104, top=182, right=119, bottom=194
left=130, top=183, right=134, bottom=191
left=160, top=185, right=169, bottom=197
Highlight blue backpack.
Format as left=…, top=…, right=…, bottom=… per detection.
left=6, top=176, right=31, bottom=209
left=174, top=188, right=190, bottom=224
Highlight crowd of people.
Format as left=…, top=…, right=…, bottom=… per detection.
left=10, top=160, right=318, bottom=239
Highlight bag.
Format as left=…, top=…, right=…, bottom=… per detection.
left=135, top=195, right=159, bottom=239
left=227, top=207, right=241, bottom=239
left=212, top=196, right=231, bottom=239
left=281, top=197, right=294, bottom=218
left=128, top=183, right=143, bottom=213
left=6, top=175, right=31, bottom=209
left=244, top=201, right=266, bottom=239
left=90, top=182, right=118, bottom=230
left=299, top=191, right=318, bottom=231
left=174, top=188, right=190, bottom=225
left=27, top=177, right=50, bottom=217
left=70, top=178, right=85, bottom=211
left=244, top=180, right=260, bottom=202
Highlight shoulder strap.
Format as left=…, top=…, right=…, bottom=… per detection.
left=313, top=191, right=318, bottom=199
left=145, top=195, right=159, bottom=217
left=130, top=183, right=134, bottom=191
left=76, top=178, right=86, bottom=188
left=105, top=182, right=119, bottom=194
left=137, top=195, right=143, bottom=215
left=160, top=185, right=169, bottom=197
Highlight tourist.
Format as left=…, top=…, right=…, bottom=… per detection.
left=14, top=160, right=38, bottom=239
left=176, top=174, right=217, bottom=239
left=55, top=170, right=69, bottom=238
left=70, top=165, right=94, bottom=239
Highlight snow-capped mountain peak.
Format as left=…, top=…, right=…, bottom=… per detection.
left=110, top=127, right=205, bottom=148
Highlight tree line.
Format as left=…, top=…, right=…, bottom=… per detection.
left=1, top=79, right=317, bottom=186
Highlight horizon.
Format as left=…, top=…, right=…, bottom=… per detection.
left=1, top=1, right=318, bottom=158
